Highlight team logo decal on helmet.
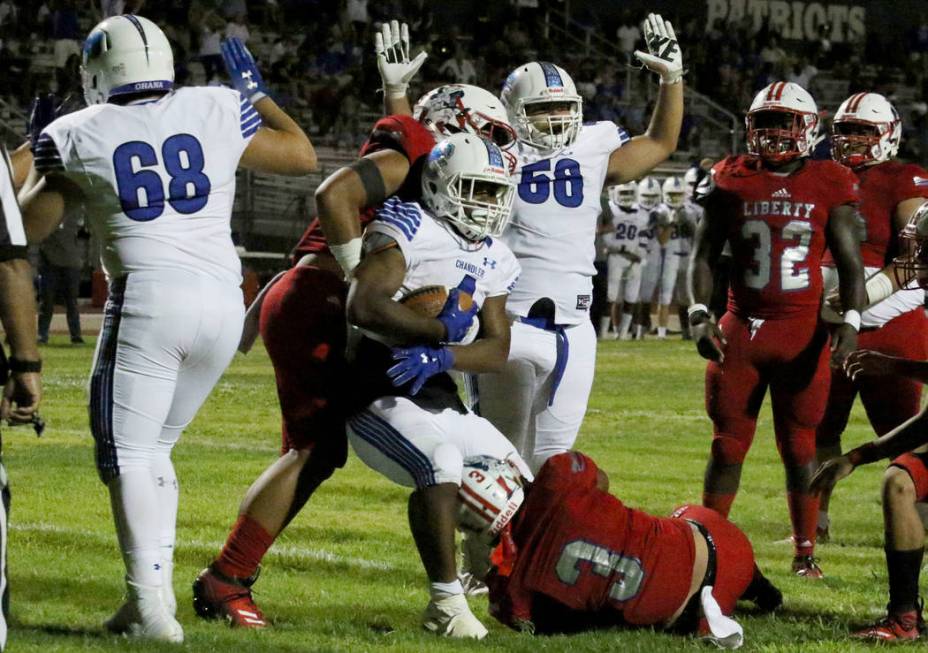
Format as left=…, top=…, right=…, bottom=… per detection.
left=746, top=81, right=818, bottom=164
left=832, top=92, right=901, bottom=168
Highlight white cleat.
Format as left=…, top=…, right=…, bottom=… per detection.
left=105, top=581, right=184, bottom=643
left=458, top=572, right=489, bottom=597
left=423, top=594, right=488, bottom=639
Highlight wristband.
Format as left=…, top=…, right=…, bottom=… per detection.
left=847, top=441, right=879, bottom=467
left=9, top=358, right=42, bottom=373
left=864, top=272, right=894, bottom=307
left=687, top=303, right=709, bottom=319
left=660, top=73, right=683, bottom=85
left=383, top=83, right=409, bottom=99
left=330, top=237, right=363, bottom=278
left=843, top=309, right=861, bottom=332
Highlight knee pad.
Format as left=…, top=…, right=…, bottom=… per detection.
left=710, top=433, right=750, bottom=466
left=431, top=442, right=464, bottom=486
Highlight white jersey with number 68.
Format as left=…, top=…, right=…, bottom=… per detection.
left=35, top=86, right=261, bottom=285
left=502, top=121, right=630, bottom=325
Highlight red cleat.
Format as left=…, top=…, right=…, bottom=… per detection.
left=852, top=611, right=921, bottom=642
left=791, top=555, right=824, bottom=579
left=192, top=566, right=268, bottom=628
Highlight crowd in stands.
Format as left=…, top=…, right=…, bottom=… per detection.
left=1, top=1, right=928, bottom=162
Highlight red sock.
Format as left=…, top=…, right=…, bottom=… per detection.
left=702, top=492, right=736, bottom=518
left=787, top=491, right=819, bottom=557
left=214, top=515, right=275, bottom=580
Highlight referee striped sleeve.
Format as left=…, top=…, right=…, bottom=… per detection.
left=33, top=133, right=64, bottom=174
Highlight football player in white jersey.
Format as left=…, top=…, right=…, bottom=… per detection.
left=677, top=169, right=705, bottom=339
left=476, top=14, right=684, bottom=471
left=18, top=17, right=315, bottom=642
left=345, top=133, right=530, bottom=639
left=634, top=175, right=666, bottom=338
left=654, top=176, right=693, bottom=339
left=602, top=182, right=649, bottom=340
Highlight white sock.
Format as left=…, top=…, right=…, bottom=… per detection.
left=618, top=313, right=633, bottom=337
left=430, top=579, right=464, bottom=600
left=635, top=324, right=644, bottom=338
left=598, top=316, right=610, bottom=337
left=657, top=326, right=667, bottom=337
left=817, top=511, right=829, bottom=531
left=108, top=471, right=163, bottom=588
left=151, top=453, right=178, bottom=615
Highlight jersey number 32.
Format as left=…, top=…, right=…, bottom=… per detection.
left=113, top=134, right=211, bottom=222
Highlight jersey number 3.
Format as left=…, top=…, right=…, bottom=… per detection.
left=113, top=134, right=211, bottom=222
left=518, top=159, right=583, bottom=208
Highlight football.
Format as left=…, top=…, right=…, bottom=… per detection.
left=400, top=285, right=474, bottom=318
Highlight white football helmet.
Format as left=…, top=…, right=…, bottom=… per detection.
left=662, top=176, right=686, bottom=209
left=414, top=84, right=517, bottom=151
left=832, top=92, right=901, bottom=168
left=501, top=61, right=583, bottom=152
left=81, top=15, right=174, bottom=105
left=683, top=167, right=700, bottom=199
left=746, top=81, right=818, bottom=164
left=609, top=181, right=638, bottom=208
left=458, top=455, right=526, bottom=540
left=637, top=176, right=661, bottom=209
left=421, top=133, right=515, bottom=242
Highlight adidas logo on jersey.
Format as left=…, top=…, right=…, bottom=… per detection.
left=771, top=188, right=791, bottom=198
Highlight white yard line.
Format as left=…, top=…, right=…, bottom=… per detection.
left=10, top=522, right=397, bottom=572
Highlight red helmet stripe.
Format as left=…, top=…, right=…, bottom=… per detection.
left=460, top=495, right=495, bottom=524
left=848, top=92, right=867, bottom=113
left=461, top=484, right=501, bottom=515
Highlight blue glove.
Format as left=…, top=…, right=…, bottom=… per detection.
left=28, top=93, right=59, bottom=149
left=221, top=37, right=268, bottom=104
left=437, top=275, right=478, bottom=343
left=388, top=346, right=455, bottom=395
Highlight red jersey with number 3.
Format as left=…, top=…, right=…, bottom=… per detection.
left=708, top=155, right=859, bottom=319
left=291, top=114, right=436, bottom=259
left=822, top=160, right=928, bottom=268
left=488, top=452, right=695, bottom=630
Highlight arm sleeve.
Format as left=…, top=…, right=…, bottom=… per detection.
left=238, top=91, right=263, bottom=142
left=0, top=148, right=26, bottom=260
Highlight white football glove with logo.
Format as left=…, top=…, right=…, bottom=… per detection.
left=634, top=13, right=684, bottom=85
left=375, top=20, right=428, bottom=99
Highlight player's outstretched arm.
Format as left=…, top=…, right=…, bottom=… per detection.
left=605, top=13, right=683, bottom=185
left=687, top=197, right=728, bottom=362
left=314, top=149, right=411, bottom=277
left=446, top=294, right=510, bottom=373
left=826, top=204, right=867, bottom=367
left=347, top=237, right=446, bottom=343
left=222, top=37, right=316, bottom=175
left=375, top=20, right=425, bottom=117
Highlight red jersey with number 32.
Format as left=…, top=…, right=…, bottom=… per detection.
left=488, top=452, right=695, bottom=630
left=291, top=114, right=436, bottom=259
left=708, top=155, right=858, bottom=319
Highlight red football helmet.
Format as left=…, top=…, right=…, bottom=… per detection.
left=746, top=82, right=819, bottom=164
left=893, top=202, right=928, bottom=289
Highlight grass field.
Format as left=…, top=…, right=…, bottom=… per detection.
left=6, top=336, right=902, bottom=651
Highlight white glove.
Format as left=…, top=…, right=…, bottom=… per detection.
left=634, top=13, right=684, bottom=85
left=375, top=19, right=427, bottom=99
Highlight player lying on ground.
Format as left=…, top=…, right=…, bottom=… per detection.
left=812, top=203, right=928, bottom=641
left=687, top=81, right=866, bottom=578
left=457, top=451, right=781, bottom=648
left=814, top=92, right=928, bottom=543
left=343, top=133, right=532, bottom=639
left=193, top=21, right=518, bottom=627
left=19, top=16, right=315, bottom=642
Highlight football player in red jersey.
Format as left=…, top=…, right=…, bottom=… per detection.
left=686, top=81, right=866, bottom=578
left=814, top=93, right=928, bottom=543
left=458, top=452, right=780, bottom=647
left=812, top=205, right=928, bottom=641
left=192, top=23, right=517, bottom=626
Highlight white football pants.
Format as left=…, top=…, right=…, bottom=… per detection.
left=638, top=246, right=662, bottom=305
left=607, top=253, right=643, bottom=304
left=90, top=271, right=243, bottom=592
left=476, top=319, right=597, bottom=473
left=346, top=397, right=531, bottom=488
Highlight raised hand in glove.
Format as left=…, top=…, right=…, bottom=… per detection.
left=388, top=346, right=455, bottom=395
left=375, top=20, right=427, bottom=99
left=221, top=36, right=268, bottom=104
left=634, top=13, right=684, bottom=85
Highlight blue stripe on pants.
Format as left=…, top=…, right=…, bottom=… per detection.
left=348, top=409, right=436, bottom=488
left=89, top=277, right=126, bottom=484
